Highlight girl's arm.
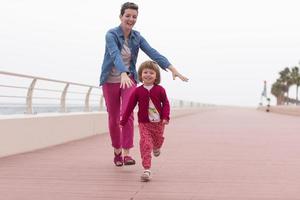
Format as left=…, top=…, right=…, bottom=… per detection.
left=160, top=87, right=170, bottom=122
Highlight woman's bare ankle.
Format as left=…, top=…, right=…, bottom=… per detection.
left=114, top=148, right=122, bottom=155
left=123, top=148, right=130, bottom=156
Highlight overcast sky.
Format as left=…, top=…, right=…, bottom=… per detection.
left=1, top=0, right=300, bottom=106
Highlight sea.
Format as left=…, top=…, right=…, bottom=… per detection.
left=0, top=105, right=103, bottom=115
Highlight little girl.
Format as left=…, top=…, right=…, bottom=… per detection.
left=120, top=60, right=170, bottom=182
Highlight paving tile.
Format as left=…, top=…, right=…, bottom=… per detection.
left=1, top=108, right=300, bottom=199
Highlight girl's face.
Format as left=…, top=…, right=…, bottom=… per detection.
left=120, top=9, right=138, bottom=32
left=142, top=68, right=156, bottom=86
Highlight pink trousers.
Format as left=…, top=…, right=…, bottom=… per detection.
left=138, top=122, right=165, bottom=169
left=102, top=82, right=136, bottom=149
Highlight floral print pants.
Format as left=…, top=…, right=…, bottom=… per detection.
left=138, top=122, right=165, bottom=169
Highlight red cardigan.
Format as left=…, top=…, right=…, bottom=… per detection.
left=120, top=84, right=170, bottom=126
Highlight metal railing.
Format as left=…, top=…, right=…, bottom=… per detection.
left=0, top=70, right=210, bottom=115
left=0, top=71, right=104, bottom=114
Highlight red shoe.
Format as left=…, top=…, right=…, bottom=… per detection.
left=114, top=152, right=123, bottom=167
left=123, top=156, right=136, bottom=165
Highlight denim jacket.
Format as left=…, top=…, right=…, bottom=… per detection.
left=99, top=26, right=171, bottom=86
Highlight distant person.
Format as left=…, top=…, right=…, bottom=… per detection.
left=99, top=2, right=188, bottom=167
left=120, top=61, right=170, bottom=181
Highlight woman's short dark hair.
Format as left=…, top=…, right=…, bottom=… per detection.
left=120, top=2, right=138, bottom=16
left=138, top=60, right=161, bottom=84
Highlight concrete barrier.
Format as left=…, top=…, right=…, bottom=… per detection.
left=0, top=108, right=206, bottom=158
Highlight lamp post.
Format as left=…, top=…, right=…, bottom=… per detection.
left=260, top=80, right=267, bottom=106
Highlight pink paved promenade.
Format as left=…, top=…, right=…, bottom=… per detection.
left=1, top=107, right=300, bottom=199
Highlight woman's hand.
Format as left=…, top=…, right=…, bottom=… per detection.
left=120, top=72, right=134, bottom=89
left=168, top=66, right=189, bottom=82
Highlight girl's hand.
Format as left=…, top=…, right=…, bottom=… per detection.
left=162, top=119, right=169, bottom=125
left=120, top=72, right=134, bottom=89
left=168, top=66, right=189, bottom=82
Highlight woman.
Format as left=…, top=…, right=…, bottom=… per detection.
left=99, top=2, right=188, bottom=167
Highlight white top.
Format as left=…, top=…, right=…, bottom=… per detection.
left=107, top=40, right=131, bottom=83
left=143, top=85, right=161, bottom=122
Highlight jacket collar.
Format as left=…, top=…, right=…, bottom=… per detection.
left=141, top=84, right=157, bottom=91
left=116, top=25, right=136, bottom=40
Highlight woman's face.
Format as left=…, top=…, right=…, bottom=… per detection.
left=120, top=9, right=138, bottom=32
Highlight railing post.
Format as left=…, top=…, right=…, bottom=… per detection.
left=179, top=100, right=183, bottom=108
left=85, top=87, right=93, bottom=112
left=99, top=95, right=104, bottom=111
left=25, top=78, right=37, bottom=114
left=60, top=83, right=69, bottom=113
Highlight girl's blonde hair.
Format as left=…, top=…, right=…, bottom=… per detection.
left=138, top=60, right=161, bottom=84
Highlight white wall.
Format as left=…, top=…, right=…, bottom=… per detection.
left=0, top=112, right=108, bottom=158
left=0, top=108, right=204, bottom=158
